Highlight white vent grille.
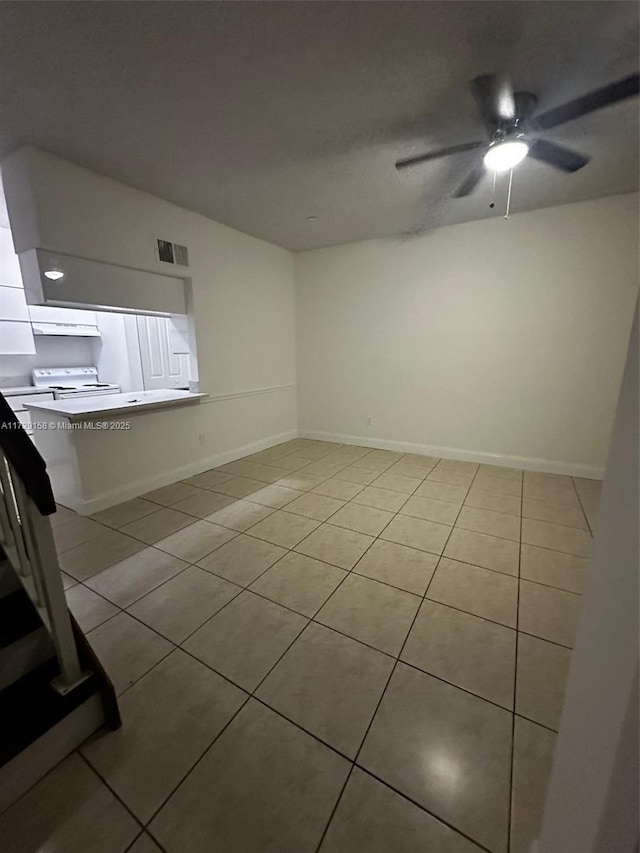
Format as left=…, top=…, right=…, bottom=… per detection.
left=173, top=244, right=189, bottom=266
left=156, top=238, right=189, bottom=268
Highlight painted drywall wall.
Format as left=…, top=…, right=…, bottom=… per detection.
left=295, top=193, right=639, bottom=476
left=1, top=147, right=296, bottom=508
left=538, top=303, right=638, bottom=853
left=0, top=337, right=97, bottom=384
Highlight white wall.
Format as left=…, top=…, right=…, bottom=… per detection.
left=2, top=148, right=296, bottom=508
left=0, top=336, right=96, bottom=383
left=538, top=303, right=638, bottom=853
left=296, top=193, right=639, bottom=476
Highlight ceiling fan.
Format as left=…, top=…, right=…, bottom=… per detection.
left=395, top=72, right=640, bottom=198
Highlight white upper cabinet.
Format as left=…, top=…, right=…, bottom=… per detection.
left=0, top=321, right=36, bottom=354
left=0, top=285, right=30, bottom=321
left=0, top=227, right=23, bottom=287
left=27, top=305, right=97, bottom=325
left=0, top=231, right=36, bottom=351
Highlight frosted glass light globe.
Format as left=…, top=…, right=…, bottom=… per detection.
left=484, top=140, right=529, bottom=172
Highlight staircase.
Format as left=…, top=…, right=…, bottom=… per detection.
left=0, top=393, right=119, bottom=813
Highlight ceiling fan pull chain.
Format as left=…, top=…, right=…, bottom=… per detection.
left=504, top=167, right=514, bottom=219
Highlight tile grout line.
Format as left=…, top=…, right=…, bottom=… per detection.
left=66, top=453, right=588, bottom=586
left=570, top=475, right=596, bottom=538
left=82, top=479, right=386, bottom=671
left=124, top=454, right=408, bottom=840
left=122, top=830, right=147, bottom=853
left=54, top=442, right=582, bottom=852
left=58, top=438, right=353, bottom=548
left=176, top=609, right=563, bottom=739
left=138, top=480, right=387, bottom=682
left=67, top=452, right=501, bottom=682
left=140, top=693, right=252, bottom=841
left=311, top=460, right=483, bottom=853
left=78, top=550, right=578, bottom=723
left=69, top=453, right=579, bottom=690
left=85, top=548, right=578, bottom=706
left=251, top=466, right=456, bottom=851
left=6, top=621, right=558, bottom=853
left=75, top=751, right=154, bottom=849
left=107, top=468, right=549, bottom=845
left=355, top=764, right=499, bottom=853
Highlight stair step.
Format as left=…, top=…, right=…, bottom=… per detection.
left=0, top=588, right=44, bottom=648
left=0, top=558, right=20, bottom=597
left=0, top=692, right=105, bottom=814
left=0, top=578, right=56, bottom=690
left=0, top=658, right=100, bottom=766
left=0, top=627, right=54, bottom=691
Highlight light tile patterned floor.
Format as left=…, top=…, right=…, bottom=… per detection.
left=1, top=439, right=601, bottom=853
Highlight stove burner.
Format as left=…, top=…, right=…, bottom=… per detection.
left=32, top=368, right=120, bottom=398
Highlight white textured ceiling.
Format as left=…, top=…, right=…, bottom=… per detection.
left=0, top=2, right=637, bottom=250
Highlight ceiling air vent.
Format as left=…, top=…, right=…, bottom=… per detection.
left=173, top=243, right=189, bottom=267
left=156, top=238, right=190, bottom=268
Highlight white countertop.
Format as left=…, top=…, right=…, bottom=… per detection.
left=1, top=385, right=54, bottom=396
left=24, top=389, right=207, bottom=420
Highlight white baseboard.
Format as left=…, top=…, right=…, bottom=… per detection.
left=66, top=423, right=602, bottom=515
left=297, top=429, right=604, bottom=480
left=69, top=428, right=298, bottom=515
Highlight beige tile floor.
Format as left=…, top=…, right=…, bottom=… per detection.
left=1, top=439, right=601, bottom=853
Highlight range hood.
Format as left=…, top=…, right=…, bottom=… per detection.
left=31, top=321, right=101, bottom=337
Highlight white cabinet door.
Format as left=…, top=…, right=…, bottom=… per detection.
left=168, top=315, right=190, bottom=354
left=0, top=228, right=22, bottom=288
left=28, top=305, right=97, bottom=325
left=0, top=320, right=36, bottom=354
left=0, top=285, right=30, bottom=321
left=136, top=315, right=190, bottom=390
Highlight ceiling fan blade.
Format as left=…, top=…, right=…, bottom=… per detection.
left=528, top=139, right=589, bottom=172
left=534, top=73, right=640, bottom=131
left=395, top=141, right=484, bottom=170
left=470, top=74, right=516, bottom=131
left=514, top=91, right=538, bottom=120
left=452, top=162, right=486, bottom=198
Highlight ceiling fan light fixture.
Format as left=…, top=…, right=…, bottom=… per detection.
left=484, top=139, right=529, bottom=172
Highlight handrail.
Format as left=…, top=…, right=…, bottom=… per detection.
left=0, top=392, right=83, bottom=692
left=0, top=393, right=56, bottom=515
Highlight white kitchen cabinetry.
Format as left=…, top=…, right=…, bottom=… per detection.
left=136, top=315, right=190, bottom=390
left=0, top=226, right=98, bottom=348
left=28, top=305, right=98, bottom=326
left=0, top=320, right=37, bottom=354
left=3, top=391, right=55, bottom=435
left=1, top=225, right=36, bottom=352
left=0, top=227, right=22, bottom=287
left=0, top=285, right=30, bottom=321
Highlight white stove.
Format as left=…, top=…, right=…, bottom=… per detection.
left=32, top=367, right=120, bottom=400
